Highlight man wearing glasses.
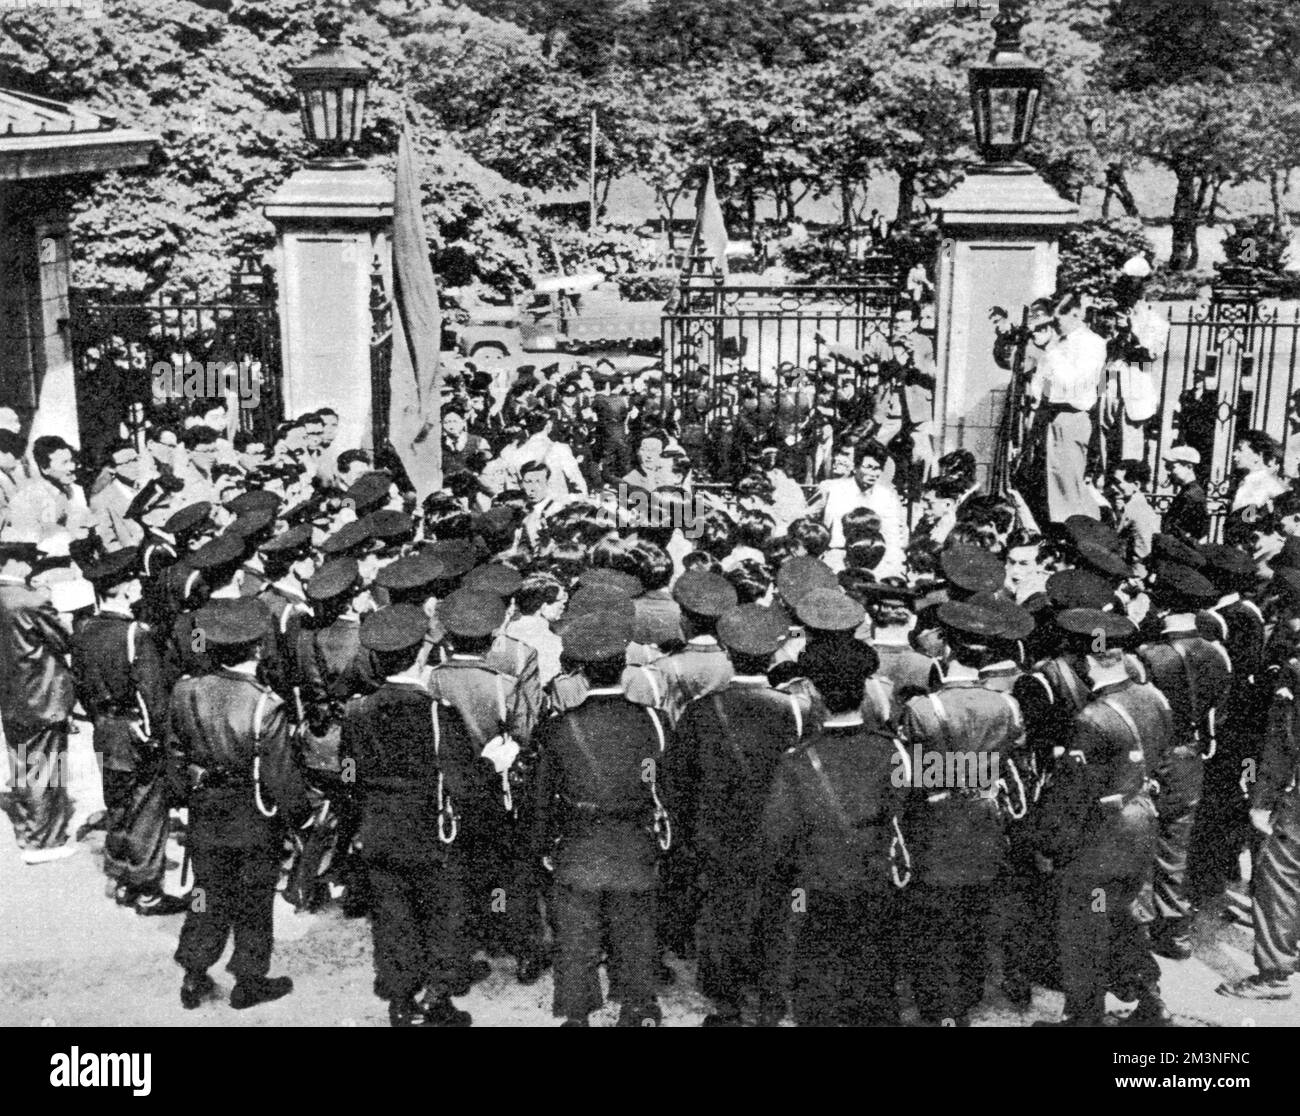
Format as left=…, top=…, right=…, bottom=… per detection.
left=91, top=441, right=147, bottom=550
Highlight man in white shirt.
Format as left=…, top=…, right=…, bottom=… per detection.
left=5, top=436, right=95, bottom=544
left=519, top=413, right=587, bottom=500
left=812, top=439, right=908, bottom=577
left=1025, top=292, right=1107, bottom=524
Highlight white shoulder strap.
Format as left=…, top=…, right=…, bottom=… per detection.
left=127, top=621, right=139, bottom=665
left=495, top=672, right=508, bottom=722
left=645, top=707, right=666, bottom=754
left=786, top=692, right=803, bottom=740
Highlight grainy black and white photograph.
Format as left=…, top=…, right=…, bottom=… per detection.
left=0, top=0, right=1296, bottom=1078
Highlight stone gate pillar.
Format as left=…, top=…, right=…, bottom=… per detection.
left=932, top=168, right=1078, bottom=489
left=264, top=164, right=393, bottom=455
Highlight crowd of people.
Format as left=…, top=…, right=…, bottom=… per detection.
left=0, top=278, right=1297, bottom=1029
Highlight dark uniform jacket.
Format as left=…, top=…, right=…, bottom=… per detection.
left=531, top=689, right=672, bottom=891
left=757, top=718, right=909, bottom=893
left=295, top=614, right=362, bottom=773
left=1200, top=595, right=1266, bottom=741
left=900, top=676, right=1027, bottom=888
left=1137, top=624, right=1231, bottom=809
left=1030, top=676, right=1166, bottom=878
left=164, top=668, right=308, bottom=848
left=671, top=678, right=806, bottom=869
left=1164, top=481, right=1209, bottom=544
left=341, top=679, right=496, bottom=865
left=0, top=580, right=75, bottom=727
left=71, top=611, right=168, bottom=773
left=1253, top=658, right=1300, bottom=823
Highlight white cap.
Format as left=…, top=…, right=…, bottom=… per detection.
left=1122, top=255, right=1152, bottom=278
left=1163, top=445, right=1201, bottom=465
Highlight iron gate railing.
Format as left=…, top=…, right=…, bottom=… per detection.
left=660, top=267, right=902, bottom=482
left=69, top=260, right=282, bottom=479
left=1138, top=299, right=1300, bottom=534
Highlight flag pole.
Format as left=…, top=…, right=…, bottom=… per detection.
left=589, top=107, right=597, bottom=233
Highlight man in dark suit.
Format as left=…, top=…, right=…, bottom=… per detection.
left=165, top=597, right=308, bottom=1011
left=531, top=611, right=672, bottom=1026
left=342, top=604, right=496, bottom=1026
left=1161, top=445, right=1209, bottom=544
left=0, top=540, right=78, bottom=862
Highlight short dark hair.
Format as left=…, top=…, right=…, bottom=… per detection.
left=631, top=542, right=673, bottom=592
left=854, top=439, right=888, bottom=467
left=1237, top=428, right=1281, bottom=466
left=788, top=517, right=832, bottom=559
left=516, top=572, right=564, bottom=616
left=1111, top=458, right=1151, bottom=487
left=519, top=460, right=550, bottom=480
left=0, top=429, right=23, bottom=459
left=316, top=407, right=339, bottom=420
left=338, top=449, right=371, bottom=474
left=183, top=426, right=219, bottom=451
left=32, top=435, right=74, bottom=471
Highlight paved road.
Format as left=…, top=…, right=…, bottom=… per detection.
left=1, top=732, right=1296, bottom=1028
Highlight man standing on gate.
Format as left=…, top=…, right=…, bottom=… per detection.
left=1024, top=292, right=1107, bottom=524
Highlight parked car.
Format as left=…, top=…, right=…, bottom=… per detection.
left=456, top=272, right=665, bottom=359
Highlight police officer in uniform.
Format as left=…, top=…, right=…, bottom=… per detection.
left=756, top=638, right=911, bottom=1025
left=286, top=556, right=365, bottom=913
left=672, top=604, right=807, bottom=1026
left=1136, top=563, right=1231, bottom=960
left=661, top=571, right=738, bottom=723
left=901, top=600, right=1027, bottom=1025
left=165, top=597, right=308, bottom=1010
left=342, top=604, right=495, bottom=1026
left=71, top=547, right=184, bottom=912
left=531, top=611, right=672, bottom=1026
left=428, top=587, right=540, bottom=980
left=1192, top=544, right=1267, bottom=904
left=1032, top=610, right=1169, bottom=1027
left=1218, top=599, right=1300, bottom=1002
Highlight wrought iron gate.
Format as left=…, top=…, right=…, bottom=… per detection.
left=70, top=259, right=283, bottom=476
left=1138, top=295, right=1300, bottom=533
left=659, top=265, right=902, bottom=483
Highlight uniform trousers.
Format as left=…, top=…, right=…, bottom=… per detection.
left=1253, top=808, right=1300, bottom=977
left=908, top=883, right=993, bottom=1022
left=1056, top=869, right=1159, bottom=1022
left=550, top=883, right=656, bottom=1020
left=1, top=721, right=73, bottom=850
left=365, top=855, right=469, bottom=1001
left=696, top=862, right=783, bottom=1013
left=1044, top=408, right=1097, bottom=524
left=1189, top=742, right=1252, bottom=902
left=792, top=890, right=899, bottom=1027
left=1153, top=751, right=1202, bottom=933
left=174, top=842, right=278, bottom=980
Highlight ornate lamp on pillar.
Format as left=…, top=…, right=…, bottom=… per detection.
left=931, top=0, right=1078, bottom=489
left=264, top=8, right=394, bottom=457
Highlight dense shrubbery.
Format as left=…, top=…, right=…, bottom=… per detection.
left=1056, top=218, right=1156, bottom=298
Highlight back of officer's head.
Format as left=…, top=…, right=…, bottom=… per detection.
left=804, top=640, right=878, bottom=715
